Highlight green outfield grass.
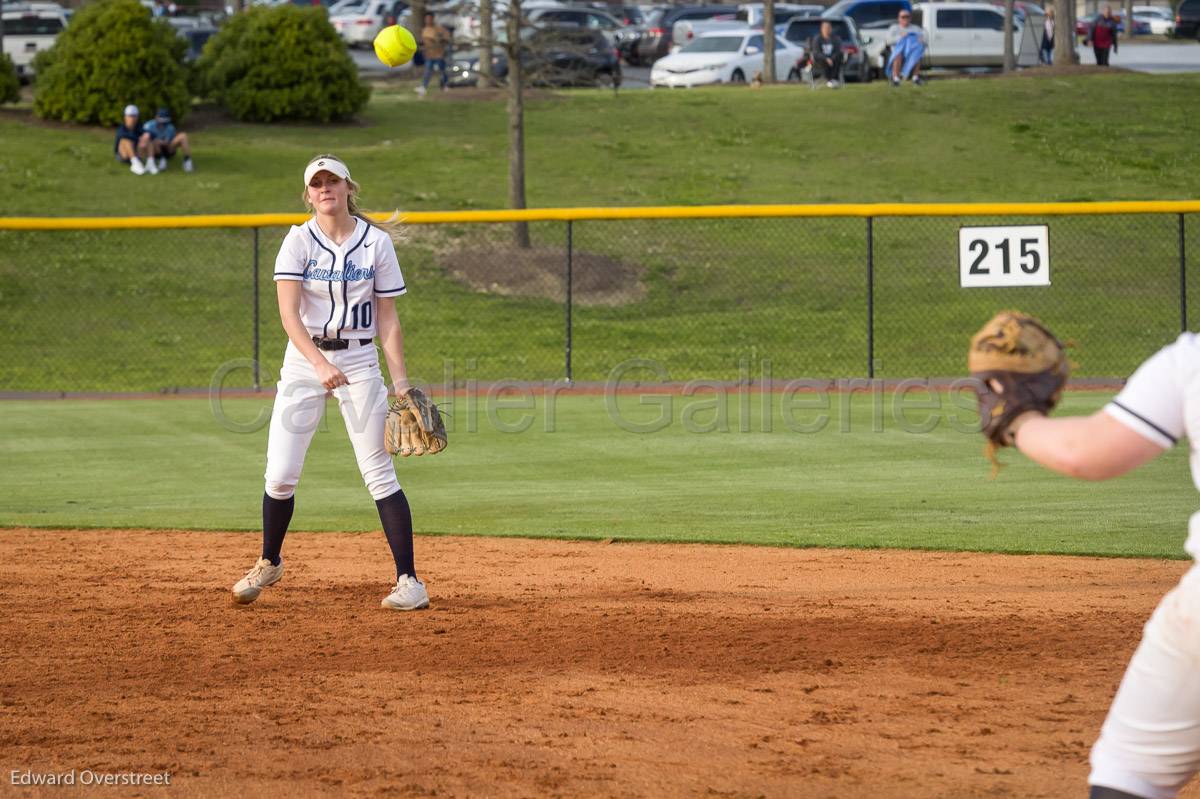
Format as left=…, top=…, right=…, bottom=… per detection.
left=1, top=74, right=1199, bottom=391
left=0, top=392, right=1193, bottom=558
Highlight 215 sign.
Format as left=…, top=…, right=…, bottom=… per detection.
left=958, top=225, right=1050, bottom=288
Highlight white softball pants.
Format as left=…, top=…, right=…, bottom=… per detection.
left=1090, top=556, right=1200, bottom=799
left=263, top=340, right=400, bottom=502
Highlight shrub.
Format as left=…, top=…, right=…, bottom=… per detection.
left=32, top=0, right=189, bottom=125
left=196, top=5, right=369, bottom=123
left=0, top=53, right=19, bottom=105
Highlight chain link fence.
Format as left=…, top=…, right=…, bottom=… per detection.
left=0, top=206, right=1192, bottom=394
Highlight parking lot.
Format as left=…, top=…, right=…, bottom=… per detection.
left=352, top=39, right=1200, bottom=88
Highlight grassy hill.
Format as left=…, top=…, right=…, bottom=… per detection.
left=1, top=74, right=1198, bottom=390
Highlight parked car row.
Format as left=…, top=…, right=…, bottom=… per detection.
left=329, top=0, right=408, bottom=47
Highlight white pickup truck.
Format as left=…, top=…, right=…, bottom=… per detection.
left=859, top=1, right=1041, bottom=74
left=2, top=2, right=70, bottom=79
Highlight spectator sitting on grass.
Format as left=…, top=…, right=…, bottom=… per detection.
left=885, top=9, right=926, bottom=86
left=114, top=104, right=155, bottom=176
left=809, top=20, right=845, bottom=88
left=143, top=107, right=194, bottom=173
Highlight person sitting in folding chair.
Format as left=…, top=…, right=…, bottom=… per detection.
left=885, top=8, right=927, bottom=86
left=808, top=21, right=845, bottom=88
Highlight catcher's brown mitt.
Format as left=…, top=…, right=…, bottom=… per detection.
left=968, top=310, right=1069, bottom=471
left=385, top=388, right=447, bottom=457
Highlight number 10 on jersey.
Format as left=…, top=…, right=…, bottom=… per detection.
left=958, top=225, right=1050, bottom=288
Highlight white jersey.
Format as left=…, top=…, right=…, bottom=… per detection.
left=273, top=217, right=406, bottom=340
left=1105, top=332, right=1200, bottom=556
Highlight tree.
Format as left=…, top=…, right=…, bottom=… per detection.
left=409, top=0, right=427, bottom=62
left=1124, top=0, right=1136, bottom=39
left=195, top=5, right=368, bottom=123
left=1054, top=0, right=1077, bottom=64
left=0, top=53, right=18, bottom=106
left=505, top=0, right=529, bottom=248
left=477, top=0, right=496, bottom=87
left=1002, top=0, right=1015, bottom=71
left=32, top=0, right=189, bottom=125
left=762, top=0, right=776, bottom=82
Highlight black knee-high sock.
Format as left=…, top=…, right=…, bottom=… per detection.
left=262, top=493, right=294, bottom=566
left=376, top=489, right=416, bottom=580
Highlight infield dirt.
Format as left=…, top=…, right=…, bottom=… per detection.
left=0, top=529, right=1193, bottom=798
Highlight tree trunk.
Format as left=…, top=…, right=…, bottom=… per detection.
left=1054, top=0, right=1074, bottom=64
left=1002, top=0, right=1016, bottom=71
left=478, top=0, right=495, bottom=87
left=506, top=0, right=530, bottom=249
left=409, top=0, right=427, bottom=50
left=762, top=0, right=776, bottom=82
left=1124, top=0, right=1135, bottom=39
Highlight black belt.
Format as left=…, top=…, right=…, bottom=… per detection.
left=312, top=336, right=373, bottom=351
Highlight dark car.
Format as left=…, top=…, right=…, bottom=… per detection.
left=620, top=5, right=664, bottom=64
left=449, top=48, right=508, bottom=87
left=180, top=26, right=217, bottom=61
left=527, top=27, right=622, bottom=86
left=634, top=3, right=738, bottom=63
left=822, top=0, right=910, bottom=33
left=450, top=28, right=621, bottom=87
left=1175, top=0, right=1200, bottom=37
left=782, top=14, right=870, bottom=81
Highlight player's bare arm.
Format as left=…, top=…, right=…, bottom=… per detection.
left=375, top=295, right=410, bottom=396
left=1015, top=412, right=1167, bottom=481
left=275, top=279, right=347, bottom=390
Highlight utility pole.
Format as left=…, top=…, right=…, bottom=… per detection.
left=762, top=0, right=776, bottom=82
left=505, top=0, right=530, bottom=248
left=1002, top=0, right=1015, bottom=71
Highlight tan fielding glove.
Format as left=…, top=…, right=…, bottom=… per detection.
left=385, top=388, right=448, bottom=457
left=968, top=310, right=1069, bottom=473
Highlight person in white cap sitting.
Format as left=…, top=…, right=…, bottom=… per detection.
left=113, top=104, right=157, bottom=175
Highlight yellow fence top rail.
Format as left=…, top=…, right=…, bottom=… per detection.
left=2, top=201, right=1199, bottom=230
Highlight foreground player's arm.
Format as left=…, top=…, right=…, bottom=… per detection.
left=1016, top=340, right=1188, bottom=481
left=276, top=280, right=347, bottom=390
left=376, top=296, right=410, bottom=395
left=1014, top=413, right=1166, bottom=481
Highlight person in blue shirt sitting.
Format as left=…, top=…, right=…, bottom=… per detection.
left=885, top=9, right=927, bottom=86
left=143, top=108, right=194, bottom=173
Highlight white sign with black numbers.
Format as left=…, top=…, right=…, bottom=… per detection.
left=958, top=225, right=1050, bottom=288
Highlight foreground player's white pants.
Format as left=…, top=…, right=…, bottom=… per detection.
left=1090, top=563, right=1200, bottom=799
left=264, top=340, right=400, bottom=501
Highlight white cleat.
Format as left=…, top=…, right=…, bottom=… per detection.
left=183, top=157, right=194, bottom=173
left=232, top=558, right=284, bottom=605
left=381, top=574, right=429, bottom=610
left=130, top=157, right=146, bottom=175
left=156, top=156, right=167, bottom=171
left=145, top=157, right=159, bottom=175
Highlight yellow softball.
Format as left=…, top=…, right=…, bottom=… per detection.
left=374, top=25, right=417, bottom=68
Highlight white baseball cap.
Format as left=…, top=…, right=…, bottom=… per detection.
left=123, top=104, right=139, bottom=117
left=303, top=156, right=351, bottom=186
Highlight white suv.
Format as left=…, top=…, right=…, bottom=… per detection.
left=2, top=2, right=69, bottom=79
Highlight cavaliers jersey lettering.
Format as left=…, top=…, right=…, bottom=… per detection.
left=273, top=217, right=406, bottom=339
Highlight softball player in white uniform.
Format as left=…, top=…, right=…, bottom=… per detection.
left=232, top=154, right=429, bottom=611
left=1013, top=332, right=1200, bottom=799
